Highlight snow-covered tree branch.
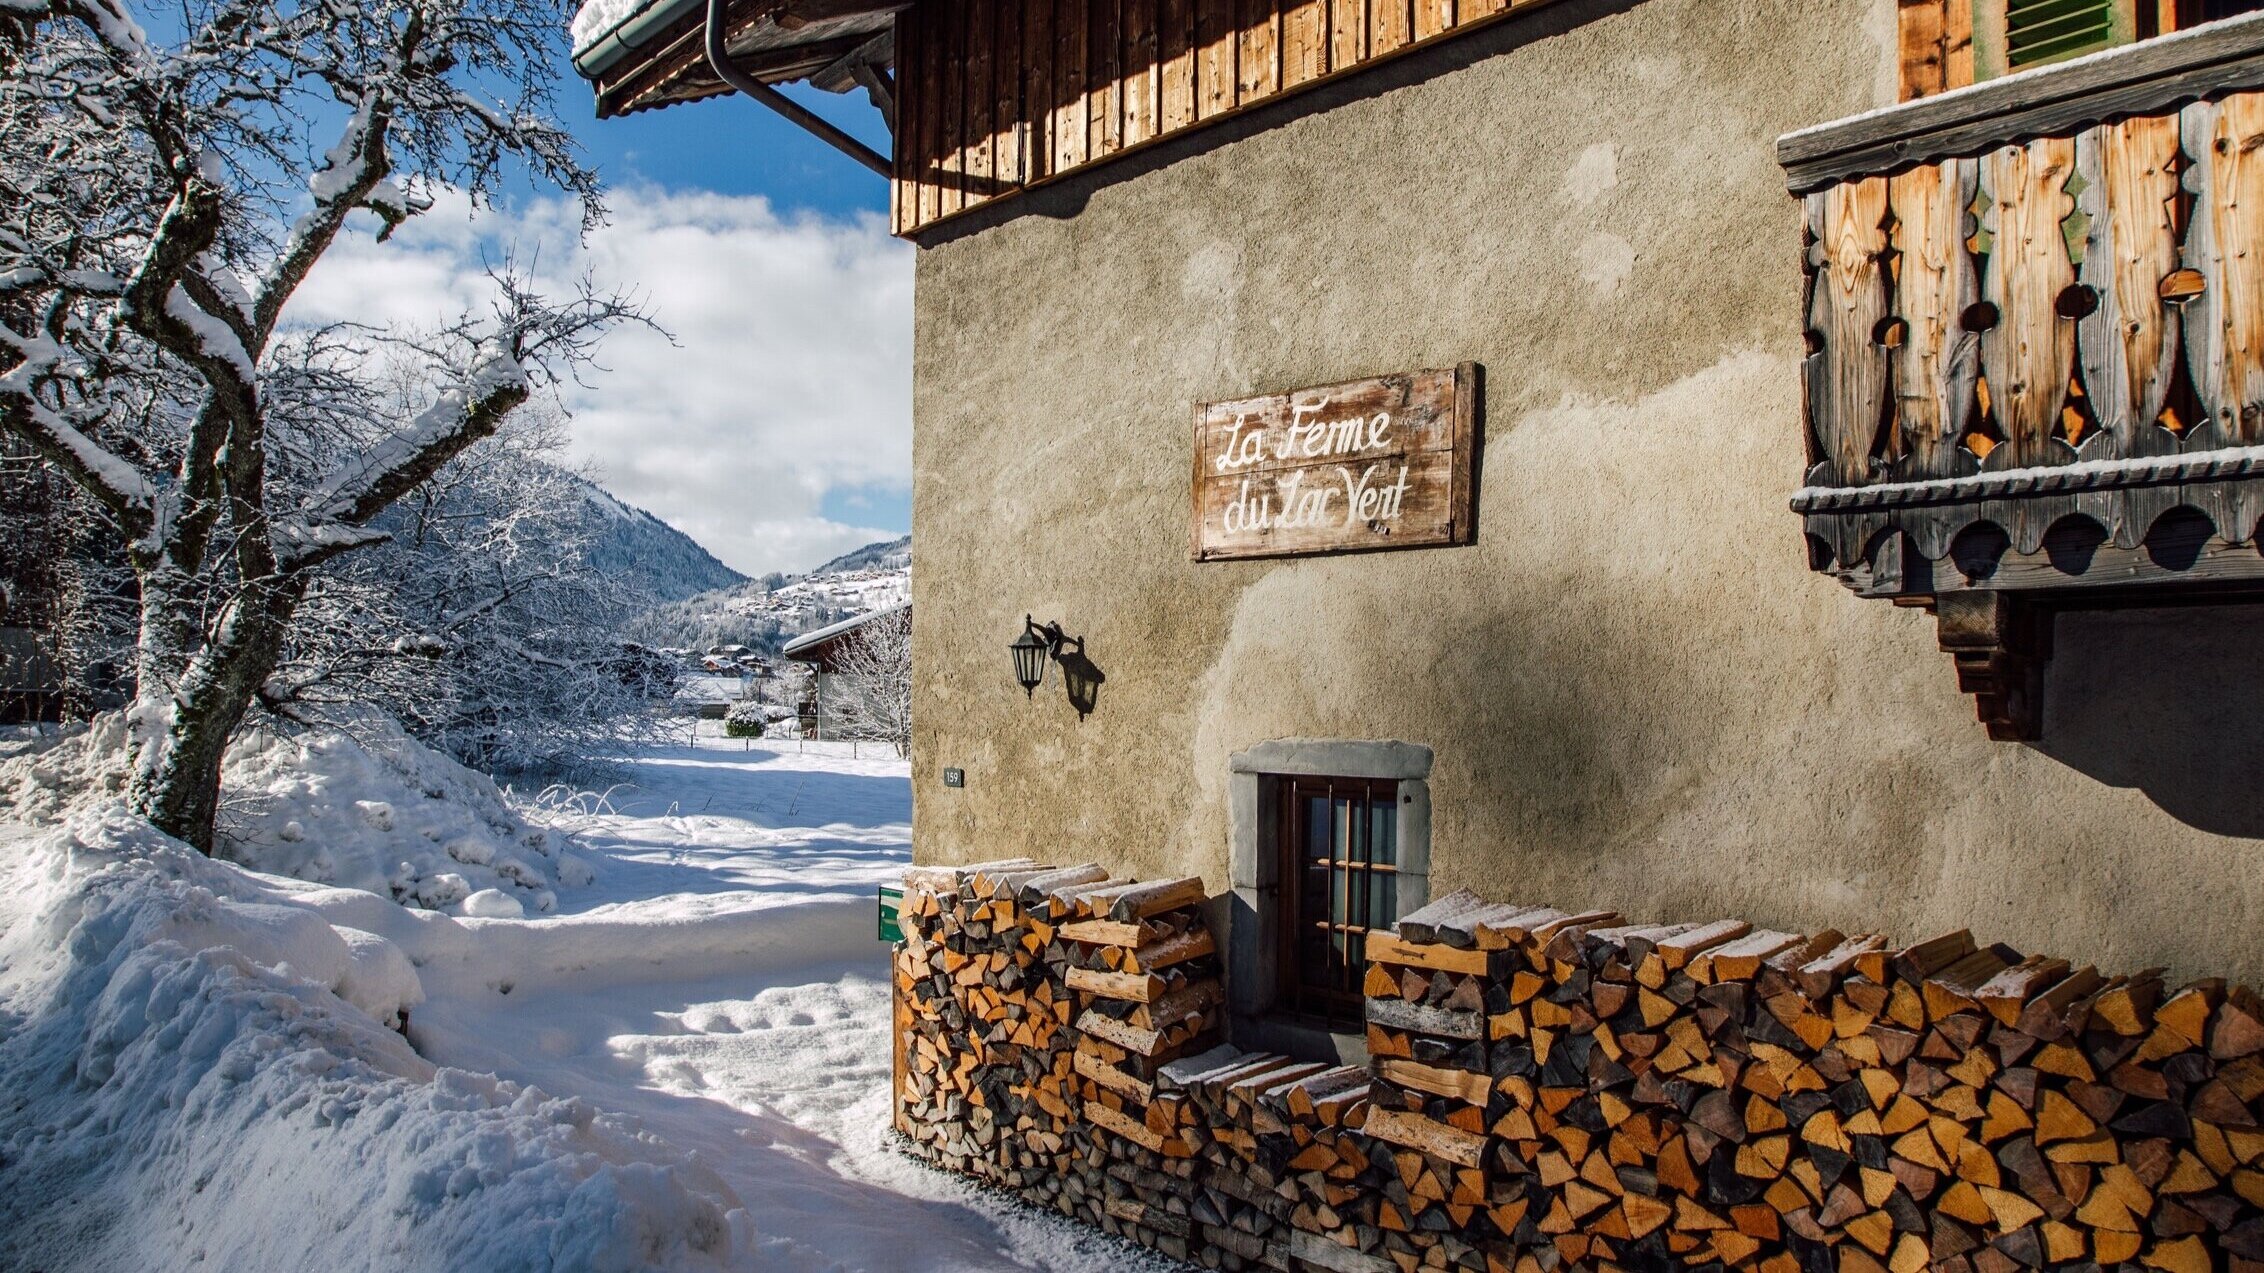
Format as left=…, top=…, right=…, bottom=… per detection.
left=825, top=607, right=911, bottom=758
left=0, top=0, right=638, bottom=849
left=267, top=398, right=679, bottom=774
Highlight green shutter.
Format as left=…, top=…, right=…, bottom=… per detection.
left=2004, top=0, right=2122, bottom=68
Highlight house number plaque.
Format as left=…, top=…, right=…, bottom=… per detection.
left=1190, top=364, right=1480, bottom=562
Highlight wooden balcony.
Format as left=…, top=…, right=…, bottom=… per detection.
left=1778, top=14, right=2264, bottom=738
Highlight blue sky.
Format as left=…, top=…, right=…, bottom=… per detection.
left=574, top=86, right=892, bottom=218
left=569, top=86, right=912, bottom=573
left=587, top=87, right=914, bottom=568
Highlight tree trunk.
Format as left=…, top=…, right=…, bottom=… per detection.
left=129, top=573, right=304, bottom=852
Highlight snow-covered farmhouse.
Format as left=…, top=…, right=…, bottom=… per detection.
left=780, top=600, right=911, bottom=740
left=576, top=2, right=2264, bottom=1268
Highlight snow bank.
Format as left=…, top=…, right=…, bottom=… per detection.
left=0, top=807, right=747, bottom=1272
left=0, top=712, right=136, bottom=823
left=0, top=712, right=591, bottom=915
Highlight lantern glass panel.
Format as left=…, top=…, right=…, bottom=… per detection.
left=1010, top=629, right=1049, bottom=694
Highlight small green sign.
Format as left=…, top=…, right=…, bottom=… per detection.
left=877, top=885, right=904, bottom=943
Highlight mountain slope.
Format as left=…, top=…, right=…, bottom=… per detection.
left=626, top=535, right=910, bottom=653
left=564, top=474, right=746, bottom=605
left=808, top=535, right=910, bottom=577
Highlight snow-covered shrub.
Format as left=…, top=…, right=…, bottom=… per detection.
left=722, top=698, right=769, bottom=739
left=222, top=715, right=595, bottom=914
left=0, top=713, right=135, bottom=824
left=0, top=711, right=591, bottom=915
left=0, top=807, right=745, bottom=1271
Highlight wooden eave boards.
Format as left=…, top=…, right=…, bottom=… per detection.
left=589, top=0, right=905, bottom=119
left=889, top=0, right=1571, bottom=234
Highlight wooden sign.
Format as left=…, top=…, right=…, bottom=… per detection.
left=1190, top=364, right=1481, bottom=561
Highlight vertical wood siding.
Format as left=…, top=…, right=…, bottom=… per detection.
left=890, top=0, right=1564, bottom=234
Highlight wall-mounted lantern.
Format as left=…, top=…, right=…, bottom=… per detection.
left=1010, top=617, right=1057, bottom=697
left=1009, top=616, right=1104, bottom=719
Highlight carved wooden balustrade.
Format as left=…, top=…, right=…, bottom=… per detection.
left=1778, top=14, right=2264, bottom=739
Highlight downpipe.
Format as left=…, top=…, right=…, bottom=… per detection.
left=704, top=0, right=893, bottom=179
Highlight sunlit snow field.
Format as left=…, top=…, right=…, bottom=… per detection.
left=0, top=722, right=1176, bottom=1272
left=413, top=726, right=1183, bottom=1272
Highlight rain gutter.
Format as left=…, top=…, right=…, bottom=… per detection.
left=572, top=0, right=701, bottom=80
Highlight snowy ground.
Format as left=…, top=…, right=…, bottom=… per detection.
left=416, top=726, right=1179, bottom=1272
left=0, top=722, right=1178, bottom=1272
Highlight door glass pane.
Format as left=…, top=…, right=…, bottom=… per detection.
left=1279, top=776, right=1402, bottom=1023
left=1322, top=801, right=1340, bottom=919
left=1301, top=865, right=1328, bottom=926
left=1304, top=795, right=1331, bottom=865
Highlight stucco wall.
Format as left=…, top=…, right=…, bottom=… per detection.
left=906, top=0, right=2264, bottom=987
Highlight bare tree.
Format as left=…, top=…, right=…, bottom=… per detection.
left=0, top=0, right=641, bottom=848
left=826, top=607, right=910, bottom=758
left=271, top=398, right=677, bottom=774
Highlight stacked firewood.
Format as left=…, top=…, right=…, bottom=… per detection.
left=897, top=865, right=2264, bottom=1273
left=894, top=857, right=1105, bottom=1186
left=1060, top=875, right=1221, bottom=1158
left=1070, top=1036, right=1389, bottom=1271
left=1360, top=895, right=1561, bottom=1269
left=1382, top=887, right=2264, bottom=1272
left=1170, top=1045, right=1387, bottom=1271
left=1035, top=872, right=1223, bottom=1264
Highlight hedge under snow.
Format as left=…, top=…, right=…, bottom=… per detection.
left=1, top=713, right=591, bottom=916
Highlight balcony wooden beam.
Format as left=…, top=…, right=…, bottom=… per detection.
left=1779, top=9, right=2264, bottom=192
left=1934, top=592, right=2051, bottom=742
left=1783, top=15, right=2264, bottom=741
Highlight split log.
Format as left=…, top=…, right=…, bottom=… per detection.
left=1107, top=876, right=1208, bottom=922
left=1364, top=1106, right=1487, bottom=1168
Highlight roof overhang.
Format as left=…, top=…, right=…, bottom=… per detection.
left=575, top=0, right=905, bottom=121
left=780, top=601, right=909, bottom=668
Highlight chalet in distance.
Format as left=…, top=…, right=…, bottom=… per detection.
left=780, top=599, right=910, bottom=737
left=577, top=3, right=2264, bottom=1269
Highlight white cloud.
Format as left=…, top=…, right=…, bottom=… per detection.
left=286, top=186, right=913, bottom=578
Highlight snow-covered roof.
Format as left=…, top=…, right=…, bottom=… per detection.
left=571, top=0, right=694, bottom=68
left=571, top=0, right=656, bottom=56
left=780, top=601, right=909, bottom=660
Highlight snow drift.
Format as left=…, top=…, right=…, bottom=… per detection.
left=0, top=806, right=747, bottom=1273
left=0, top=712, right=590, bottom=915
